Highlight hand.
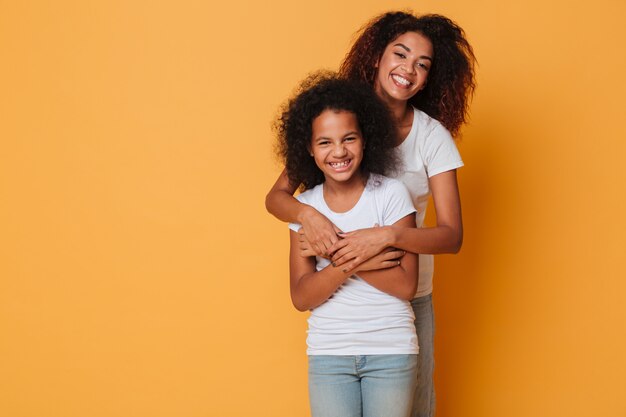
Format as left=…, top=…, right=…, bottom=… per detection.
left=298, top=240, right=318, bottom=258
left=354, top=248, right=406, bottom=272
left=298, top=206, right=342, bottom=257
left=329, top=226, right=393, bottom=271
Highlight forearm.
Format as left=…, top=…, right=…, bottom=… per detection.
left=357, top=264, right=418, bottom=301
left=386, top=224, right=463, bottom=254
left=356, top=251, right=419, bottom=301
left=291, top=266, right=350, bottom=311
left=265, top=169, right=309, bottom=224
left=386, top=169, right=463, bottom=254
left=265, top=187, right=309, bottom=224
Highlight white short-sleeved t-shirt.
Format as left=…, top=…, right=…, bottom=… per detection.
left=289, top=175, right=418, bottom=355
left=393, top=107, right=464, bottom=297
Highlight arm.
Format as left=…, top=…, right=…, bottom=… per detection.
left=390, top=169, right=463, bottom=253
left=330, top=170, right=463, bottom=269
left=289, top=230, right=352, bottom=312
left=353, top=213, right=419, bottom=301
left=266, top=169, right=341, bottom=256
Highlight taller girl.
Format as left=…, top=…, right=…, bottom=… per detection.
left=266, top=11, right=476, bottom=417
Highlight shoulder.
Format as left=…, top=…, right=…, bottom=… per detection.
left=412, top=107, right=453, bottom=143
left=368, top=175, right=415, bottom=224
left=295, top=183, right=323, bottom=205
left=412, top=108, right=461, bottom=169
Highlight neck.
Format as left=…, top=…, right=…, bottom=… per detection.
left=378, top=93, right=411, bottom=127
left=379, top=96, right=412, bottom=146
left=322, top=172, right=368, bottom=213
left=375, top=82, right=410, bottom=122
left=323, top=172, right=367, bottom=197
left=388, top=99, right=410, bottom=123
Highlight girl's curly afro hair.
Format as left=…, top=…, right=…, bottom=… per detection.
left=275, top=71, right=399, bottom=191
left=339, top=11, right=477, bottom=137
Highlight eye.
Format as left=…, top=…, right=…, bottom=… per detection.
left=394, top=52, right=406, bottom=59
left=416, top=62, right=430, bottom=71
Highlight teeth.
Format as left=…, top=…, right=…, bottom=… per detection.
left=392, top=74, right=411, bottom=86
left=329, top=160, right=350, bottom=168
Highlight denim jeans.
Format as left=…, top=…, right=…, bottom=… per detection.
left=411, top=293, right=435, bottom=417
left=308, top=354, right=418, bottom=417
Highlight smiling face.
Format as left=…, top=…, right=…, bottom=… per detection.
left=374, top=31, right=434, bottom=104
left=310, top=109, right=364, bottom=187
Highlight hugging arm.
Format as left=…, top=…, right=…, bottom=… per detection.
left=330, top=170, right=463, bottom=270
left=289, top=230, right=352, bottom=312
left=354, top=213, right=419, bottom=301
left=266, top=169, right=341, bottom=256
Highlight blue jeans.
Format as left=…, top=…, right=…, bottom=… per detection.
left=308, top=354, right=418, bottom=417
left=411, top=293, right=435, bottom=417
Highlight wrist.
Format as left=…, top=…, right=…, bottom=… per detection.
left=383, top=226, right=397, bottom=248
left=296, top=204, right=314, bottom=224
left=325, top=263, right=353, bottom=279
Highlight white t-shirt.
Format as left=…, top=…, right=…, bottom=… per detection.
left=289, top=175, right=418, bottom=355
left=393, top=107, right=464, bottom=297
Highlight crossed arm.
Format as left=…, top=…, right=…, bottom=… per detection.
left=266, top=168, right=463, bottom=270
left=289, top=213, right=419, bottom=311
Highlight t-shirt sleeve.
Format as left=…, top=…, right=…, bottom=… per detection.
left=382, top=179, right=417, bottom=226
left=423, top=123, right=464, bottom=178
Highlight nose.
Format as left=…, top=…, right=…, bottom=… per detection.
left=402, top=62, right=416, bottom=74
left=332, top=143, right=347, bottom=157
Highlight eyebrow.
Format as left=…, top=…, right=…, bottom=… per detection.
left=393, top=43, right=433, bottom=61
left=314, top=131, right=360, bottom=141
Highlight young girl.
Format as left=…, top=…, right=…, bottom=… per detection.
left=277, top=73, right=420, bottom=417
left=267, top=12, right=477, bottom=417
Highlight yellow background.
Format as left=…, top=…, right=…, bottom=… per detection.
left=1, top=1, right=625, bottom=416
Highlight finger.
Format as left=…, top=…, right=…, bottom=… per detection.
left=321, top=230, right=342, bottom=255
left=333, top=252, right=357, bottom=268
left=342, top=258, right=362, bottom=273
left=382, top=250, right=405, bottom=261
left=298, top=228, right=309, bottom=243
left=311, top=242, right=325, bottom=257
left=378, top=260, right=398, bottom=269
left=320, top=238, right=336, bottom=257
left=331, top=247, right=352, bottom=263
left=301, top=249, right=317, bottom=257
left=329, top=240, right=350, bottom=258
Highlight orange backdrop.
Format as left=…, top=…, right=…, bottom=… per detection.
left=1, top=1, right=625, bottom=416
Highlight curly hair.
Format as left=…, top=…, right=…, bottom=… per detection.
left=275, top=72, right=399, bottom=191
left=339, top=11, right=477, bottom=137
